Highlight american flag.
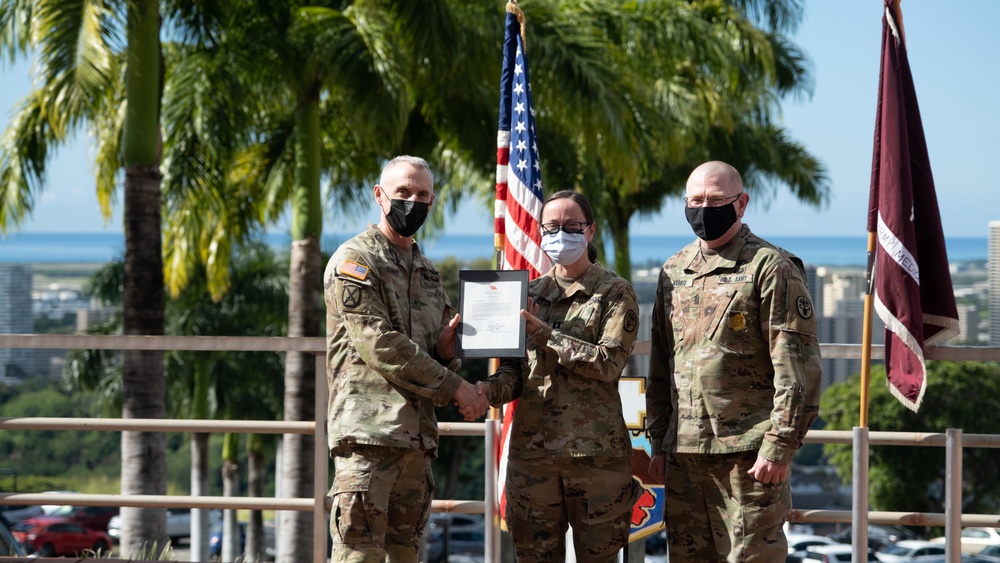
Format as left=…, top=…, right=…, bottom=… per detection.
left=495, top=7, right=550, bottom=277
left=494, top=4, right=550, bottom=526
left=868, top=0, right=958, bottom=411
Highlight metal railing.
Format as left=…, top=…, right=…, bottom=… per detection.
left=1, top=334, right=999, bottom=563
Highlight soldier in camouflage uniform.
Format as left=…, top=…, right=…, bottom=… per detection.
left=645, top=161, right=822, bottom=562
left=324, top=156, right=487, bottom=563
left=478, top=191, right=642, bottom=563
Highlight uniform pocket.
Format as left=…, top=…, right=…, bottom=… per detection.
left=708, top=289, right=756, bottom=356
left=586, top=477, right=641, bottom=525
left=331, top=470, right=372, bottom=544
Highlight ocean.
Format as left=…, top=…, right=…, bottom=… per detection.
left=0, top=231, right=990, bottom=268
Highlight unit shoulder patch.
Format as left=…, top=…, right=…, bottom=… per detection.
left=796, top=296, right=814, bottom=319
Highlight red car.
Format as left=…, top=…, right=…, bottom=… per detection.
left=10, top=516, right=112, bottom=557
left=46, top=504, right=119, bottom=531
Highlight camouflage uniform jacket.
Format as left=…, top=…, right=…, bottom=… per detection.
left=646, top=225, right=822, bottom=466
left=324, top=225, right=463, bottom=456
left=484, top=262, right=640, bottom=459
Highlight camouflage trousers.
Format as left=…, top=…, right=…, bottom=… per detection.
left=329, top=445, right=434, bottom=563
left=506, top=455, right=639, bottom=563
left=665, top=451, right=790, bottom=563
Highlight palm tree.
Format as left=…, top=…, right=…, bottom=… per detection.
left=157, top=2, right=486, bottom=558
left=0, top=0, right=172, bottom=553
left=66, top=241, right=288, bottom=560
left=529, top=0, right=828, bottom=279
left=162, top=242, right=287, bottom=560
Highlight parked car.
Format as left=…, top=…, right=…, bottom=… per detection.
left=422, top=514, right=485, bottom=563
left=424, top=525, right=485, bottom=563
left=645, top=529, right=667, bottom=555
left=802, top=544, right=879, bottom=562
left=829, top=524, right=921, bottom=551
left=38, top=490, right=82, bottom=515
left=876, top=540, right=947, bottom=562
left=46, top=504, right=119, bottom=531
left=0, top=503, right=44, bottom=525
left=108, top=507, right=221, bottom=542
left=0, top=519, right=27, bottom=557
left=971, top=544, right=1000, bottom=562
left=208, top=521, right=275, bottom=561
left=10, top=515, right=112, bottom=557
left=787, top=533, right=842, bottom=562
left=930, top=527, right=1000, bottom=555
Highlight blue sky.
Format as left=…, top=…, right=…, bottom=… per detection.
left=1, top=1, right=997, bottom=238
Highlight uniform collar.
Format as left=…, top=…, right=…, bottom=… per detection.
left=535, top=261, right=603, bottom=301
left=683, top=224, right=750, bottom=275
left=366, top=224, right=426, bottom=267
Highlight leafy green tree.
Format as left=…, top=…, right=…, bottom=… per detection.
left=0, top=387, right=120, bottom=477
left=821, top=362, right=1000, bottom=517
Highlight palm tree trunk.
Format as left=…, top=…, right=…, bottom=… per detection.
left=191, top=432, right=212, bottom=561
left=607, top=201, right=633, bottom=282
left=222, top=432, right=242, bottom=562
left=277, top=96, right=321, bottom=563
left=245, top=436, right=266, bottom=563
left=119, top=0, right=167, bottom=556
left=190, top=357, right=212, bottom=560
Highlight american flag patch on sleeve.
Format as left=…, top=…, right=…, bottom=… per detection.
left=340, top=260, right=369, bottom=281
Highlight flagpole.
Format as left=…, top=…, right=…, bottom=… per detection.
left=855, top=231, right=876, bottom=561
left=860, top=231, right=876, bottom=427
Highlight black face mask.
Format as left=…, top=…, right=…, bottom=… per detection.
left=385, top=199, right=429, bottom=237
left=685, top=202, right=738, bottom=241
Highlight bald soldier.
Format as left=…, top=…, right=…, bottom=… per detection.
left=324, top=155, right=487, bottom=562
left=646, top=161, right=822, bottom=562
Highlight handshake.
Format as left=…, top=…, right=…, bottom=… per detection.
left=453, top=380, right=491, bottom=421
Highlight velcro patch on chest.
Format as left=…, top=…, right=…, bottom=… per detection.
left=340, top=259, right=370, bottom=281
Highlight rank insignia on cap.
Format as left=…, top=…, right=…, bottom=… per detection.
left=340, top=260, right=369, bottom=281
left=729, top=311, right=748, bottom=332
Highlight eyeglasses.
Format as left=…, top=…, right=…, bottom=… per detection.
left=683, top=193, right=742, bottom=208
left=540, top=221, right=590, bottom=235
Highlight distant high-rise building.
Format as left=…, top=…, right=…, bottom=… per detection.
left=804, top=265, right=823, bottom=317
left=0, top=264, right=33, bottom=380
left=817, top=267, right=867, bottom=317
left=816, top=314, right=885, bottom=390
left=991, top=221, right=1000, bottom=346
left=954, top=304, right=979, bottom=344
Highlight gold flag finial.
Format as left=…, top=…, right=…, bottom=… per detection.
left=506, top=1, right=527, bottom=47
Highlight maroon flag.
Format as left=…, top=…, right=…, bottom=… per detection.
left=868, top=0, right=959, bottom=411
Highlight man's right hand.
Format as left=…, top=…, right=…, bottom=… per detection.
left=648, top=453, right=666, bottom=484
left=453, top=380, right=489, bottom=421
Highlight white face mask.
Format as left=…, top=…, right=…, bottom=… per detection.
left=541, top=230, right=588, bottom=265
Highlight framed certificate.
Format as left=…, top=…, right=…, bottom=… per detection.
left=456, top=270, right=529, bottom=358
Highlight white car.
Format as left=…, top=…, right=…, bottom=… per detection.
left=930, top=527, right=1000, bottom=555
left=876, top=540, right=946, bottom=562
left=787, top=533, right=841, bottom=555
left=803, top=544, right=879, bottom=562
left=107, top=508, right=220, bottom=542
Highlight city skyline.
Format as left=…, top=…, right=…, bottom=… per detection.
left=0, top=1, right=997, bottom=239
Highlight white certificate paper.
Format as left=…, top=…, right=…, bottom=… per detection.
left=457, top=270, right=528, bottom=358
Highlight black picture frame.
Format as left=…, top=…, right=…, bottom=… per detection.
left=456, top=269, right=529, bottom=358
